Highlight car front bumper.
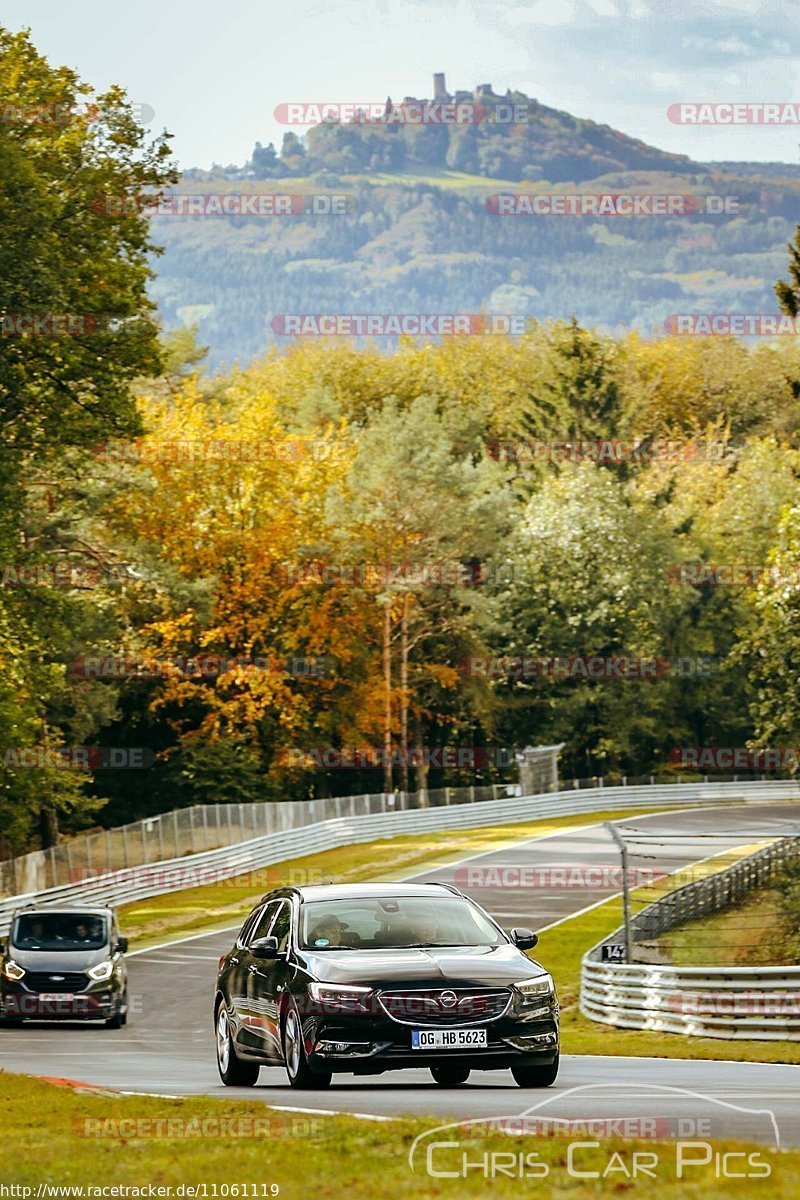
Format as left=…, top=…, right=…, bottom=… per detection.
left=298, top=996, right=559, bottom=1074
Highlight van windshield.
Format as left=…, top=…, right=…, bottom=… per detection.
left=13, top=912, right=107, bottom=951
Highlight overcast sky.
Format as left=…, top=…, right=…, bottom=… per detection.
left=3, top=0, right=800, bottom=170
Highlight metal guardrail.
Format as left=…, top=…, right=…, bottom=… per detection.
left=581, top=836, right=800, bottom=1040
left=1, top=777, right=798, bottom=937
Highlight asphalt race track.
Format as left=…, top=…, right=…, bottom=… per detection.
left=2, top=801, right=800, bottom=1145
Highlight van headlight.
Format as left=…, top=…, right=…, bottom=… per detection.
left=1, top=960, right=25, bottom=982
left=514, top=973, right=554, bottom=1002
left=87, top=960, right=114, bottom=982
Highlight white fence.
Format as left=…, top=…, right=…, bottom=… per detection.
left=2, top=777, right=798, bottom=938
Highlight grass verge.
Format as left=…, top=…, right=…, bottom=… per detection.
left=659, top=887, right=793, bottom=967
left=0, top=1070, right=796, bottom=1198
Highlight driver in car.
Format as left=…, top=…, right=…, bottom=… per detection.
left=21, top=920, right=45, bottom=946
left=308, top=916, right=345, bottom=946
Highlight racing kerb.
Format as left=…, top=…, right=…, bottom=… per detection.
left=2, top=778, right=798, bottom=939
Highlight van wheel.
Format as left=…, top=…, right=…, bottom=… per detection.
left=106, top=992, right=128, bottom=1029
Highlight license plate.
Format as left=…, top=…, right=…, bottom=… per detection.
left=411, top=1028, right=488, bottom=1049
left=38, top=993, right=75, bottom=1003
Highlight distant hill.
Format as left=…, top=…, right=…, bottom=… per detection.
left=155, top=78, right=800, bottom=368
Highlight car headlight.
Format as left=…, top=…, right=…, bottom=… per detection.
left=514, top=973, right=555, bottom=1002
left=1, top=960, right=25, bottom=982
left=87, top=960, right=114, bottom=982
left=307, top=982, right=372, bottom=1013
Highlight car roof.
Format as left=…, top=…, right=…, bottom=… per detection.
left=263, top=882, right=462, bottom=903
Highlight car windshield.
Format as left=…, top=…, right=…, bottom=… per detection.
left=12, top=912, right=107, bottom=952
left=299, top=896, right=505, bottom=950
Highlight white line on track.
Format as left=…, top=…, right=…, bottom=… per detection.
left=263, top=1104, right=394, bottom=1121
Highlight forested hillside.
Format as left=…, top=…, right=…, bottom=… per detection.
left=154, top=79, right=800, bottom=368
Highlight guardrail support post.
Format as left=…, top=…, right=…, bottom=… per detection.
left=604, top=821, right=633, bottom=963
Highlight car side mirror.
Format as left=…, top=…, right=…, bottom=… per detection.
left=116, top=936, right=128, bottom=953
left=511, top=927, right=538, bottom=950
left=250, top=935, right=280, bottom=959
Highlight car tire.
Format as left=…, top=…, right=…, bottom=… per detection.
left=0, top=1015, right=23, bottom=1028
left=106, top=991, right=128, bottom=1029
left=511, top=1053, right=559, bottom=1088
left=215, top=1000, right=260, bottom=1086
left=430, top=1064, right=471, bottom=1087
left=282, top=1004, right=332, bottom=1090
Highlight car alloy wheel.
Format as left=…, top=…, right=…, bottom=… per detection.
left=215, top=1001, right=259, bottom=1086
left=282, top=1004, right=332, bottom=1089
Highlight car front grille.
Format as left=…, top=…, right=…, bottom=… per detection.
left=377, top=987, right=511, bottom=1025
left=23, top=971, right=89, bottom=993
